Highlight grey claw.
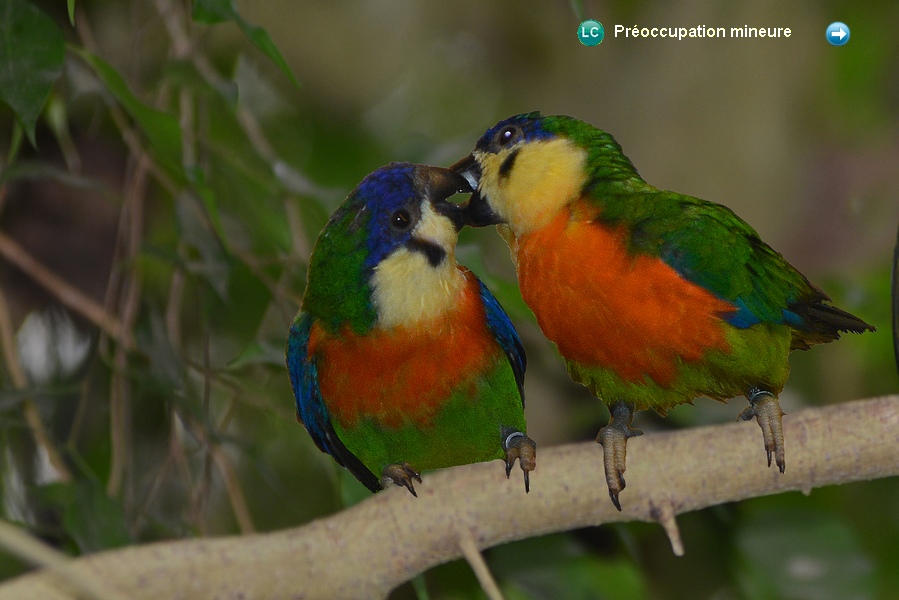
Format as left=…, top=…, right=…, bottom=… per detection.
left=502, top=429, right=537, bottom=493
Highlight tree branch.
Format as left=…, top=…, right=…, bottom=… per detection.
left=1, top=396, right=897, bottom=599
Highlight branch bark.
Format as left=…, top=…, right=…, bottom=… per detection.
left=1, top=396, right=897, bottom=600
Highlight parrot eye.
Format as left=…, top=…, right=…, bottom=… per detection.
left=497, top=125, right=521, bottom=148
left=390, top=209, right=412, bottom=230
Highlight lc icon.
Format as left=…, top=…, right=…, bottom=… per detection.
left=578, top=20, right=605, bottom=46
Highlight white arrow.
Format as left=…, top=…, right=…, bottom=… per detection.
left=831, top=27, right=846, bottom=40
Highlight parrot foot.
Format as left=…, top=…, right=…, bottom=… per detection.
left=502, top=429, right=537, bottom=493
left=381, top=462, right=423, bottom=497
left=596, top=402, right=643, bottom=511
left=738, top=388, right=785, bottom=473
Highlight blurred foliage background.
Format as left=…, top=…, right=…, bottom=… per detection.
left=0, top=0, right=897, bottom=598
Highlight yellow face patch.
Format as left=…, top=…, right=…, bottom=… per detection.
left=476, top=137, right=587, bottom=235
left=369, top=202, right=465, bottom=330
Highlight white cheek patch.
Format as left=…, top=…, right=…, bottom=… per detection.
left=370, top=204, right=465, bottom=329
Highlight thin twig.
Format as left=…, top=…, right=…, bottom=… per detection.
left=106, top=148, right=151, bottom=499
left=131, top=453, right=173, bottom=534
left=65, top=361, right=93, bottom=450
left=164, top=263, right=185, bottom=353
left=184, top=413, right=256, bottom=535
left=273, top=198, right=308, bottom=322
left=0, top=289, right=74, bottom=483
left=195, top=320, right=256, bottom=536
left=0, top=233, right=132, bottom=351
left=73, top=11, right=180, bottom=201
left=208, top=441, right=256, bottom=534
left=457, top=528, right=504, bottom=600
left=170, top=410, right=198, bottom=524
left=650, top=499, right=684, bottom=556
left=0, top=182, right=9, bottom=219
left=105, top=354, right=129, bottom=497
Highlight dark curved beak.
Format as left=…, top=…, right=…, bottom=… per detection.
left=460, top=189, right=503, bottom=227
left=450, top=154, right=503, bottom=228
left=449, top=154, right=480, bottom=192
left=420, top=165, right=473, bottom=232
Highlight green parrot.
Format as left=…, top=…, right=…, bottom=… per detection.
left=452, top=112, right=874, bottom=509
left=286, top=163, right=535, bottom=496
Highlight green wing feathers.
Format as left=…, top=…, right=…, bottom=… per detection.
left=594, top=188, right=874, bottom=345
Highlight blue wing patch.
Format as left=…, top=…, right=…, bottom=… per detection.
left=286, top=312, right=381, bottom=492
left=476, top=279, right=527, bottom=406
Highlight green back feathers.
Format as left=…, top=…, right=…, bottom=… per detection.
left=587, top=181, right=834, bottom=332
left=621, top=191, right=820, bottom=321
left=301, top=197, right=378, bottom=335
left=540, top=115, right=643, bottom=189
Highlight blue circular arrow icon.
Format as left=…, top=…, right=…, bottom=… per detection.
left=826, top=22, right=850, bottom=46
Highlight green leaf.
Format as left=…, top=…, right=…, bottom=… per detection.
left=191, top=0, right=298, bottom=87
left=0, top=0, right=66, bottom=145
left=67, top=0, right=75, bottom=25
left=191, top=0, right=236, bottom=25
left=185, top=165, right=229, bottom=250
left=175, top=193, right=229, bottom=299
left=6, top=120, right=23, bottom=164
left=233, top=17, right=298, bottom=88
left=202, top=89, right=291, bottom=255
left=38, top=480, right=131, bottom=553
left=228, top=339, right=287, bottom=370
left=136, top=310, right=186, bottom=390
left=65, top=481, right=132, bottom=552
left=411, top=574, right=431, bottom=600
left=73, top=48, right=184, bottom=179
left=206, top=258, right=271, bottom=347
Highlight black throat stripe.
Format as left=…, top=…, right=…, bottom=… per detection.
left=407, top=239, right=446, bottom=267
left=498, top=148, right=520, bottom=179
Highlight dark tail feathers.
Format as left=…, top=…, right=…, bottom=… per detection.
left=791, top=302, right=874, bottom=350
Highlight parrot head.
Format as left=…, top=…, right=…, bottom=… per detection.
left=452, top=112, right=640, bottom=234
left=302, top=163, right=472, bottom=334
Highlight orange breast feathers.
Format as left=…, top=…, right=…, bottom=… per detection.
left=515, top=209, right=735, bottom=386
left=306, top=270, right=500, bottom=429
